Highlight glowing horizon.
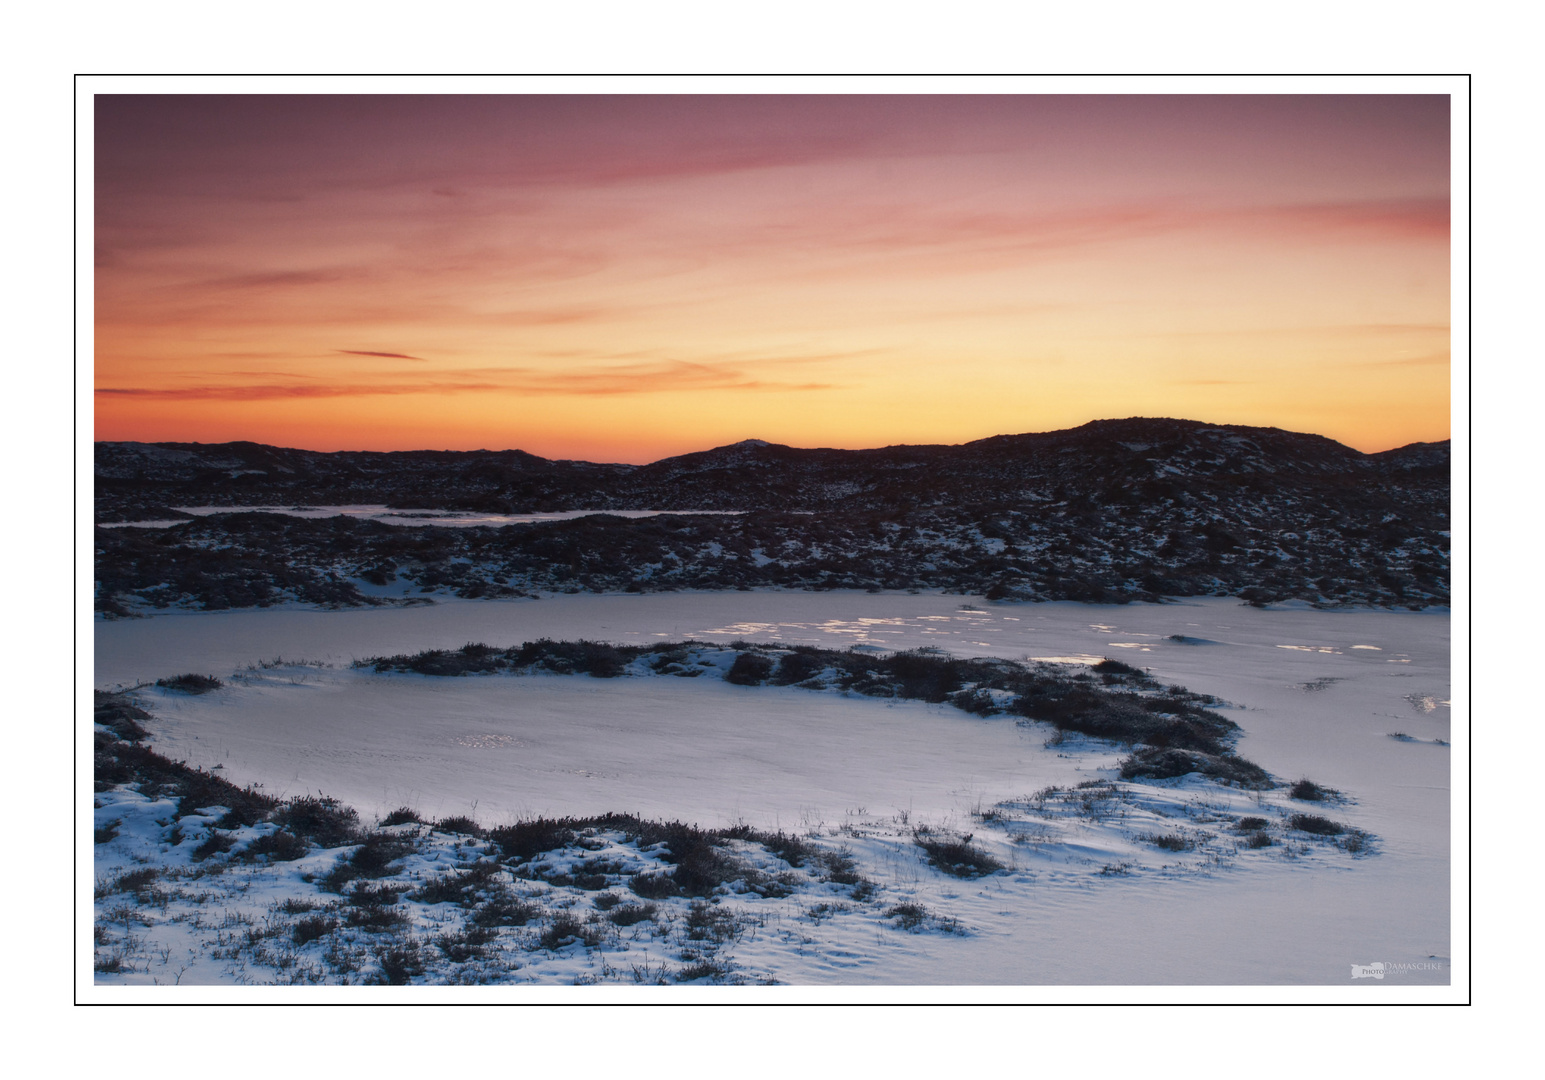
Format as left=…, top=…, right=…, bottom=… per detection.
left=94, top=94, right=1450, bottom=463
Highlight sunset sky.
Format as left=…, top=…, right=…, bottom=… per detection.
left=93, top=94, right=1450, bottom=462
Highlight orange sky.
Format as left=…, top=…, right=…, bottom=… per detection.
left=94, top=94, right=1450, bottom=462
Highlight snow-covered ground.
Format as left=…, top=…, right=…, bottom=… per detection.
left=91, top=592, right=1453, bottom=987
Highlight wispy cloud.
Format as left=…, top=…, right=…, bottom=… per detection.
left=1357, top=352, right=1450, bottom=367
left=95, top=357, right=844, bottom=402
left=339, top=349, right=425, bottom=360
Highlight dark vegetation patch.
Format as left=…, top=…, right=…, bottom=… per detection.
left=606, top=902, right=657, bottom=927
left=292, top=915, right=338, bottom=945
left=241, top=829, right=310, bottom=862
left=94, top=692, right=151, bottom=741
left=540, top=913, right=605, bottom=950
left=725, top=651, right=774, bottom=685
left=1288, top=813, right=1345, bottom=836
left=1288, top=779, right=1338, bottom=802
left=1144, top=833, right=1194, bottom=852
left=479, top=813, right=832, bottom=899
left=155, top=673, right=224, bottom=694
left=381, top=807, right=423, bottom=826
left=322, top=833, right=418, bottom=892
left=272, top=796, right=359, bottom=847
left=1236, top=816, right=1270, bottom=831
left=912, top=828, right=1003, bottom=878
left=469, top=888, right=539, bottom=928
left=434, top=815, right=485, bottom=837
left=1118, top=747, right=1271, bottom=788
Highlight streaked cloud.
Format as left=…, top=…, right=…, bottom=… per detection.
left=339, top=349, right=426, bottom=361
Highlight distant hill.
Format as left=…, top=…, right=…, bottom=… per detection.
left=94, top=419, right=1450, bottom=613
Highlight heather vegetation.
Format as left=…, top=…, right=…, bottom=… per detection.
left=94, top=419, right=1449, bottom=615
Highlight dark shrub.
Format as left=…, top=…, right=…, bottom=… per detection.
left=95, top=820, right=120, bottom=845
left=176, top=771, right=278, bottom=828
left=156, top=673, right=224, bottom=694
left=1092, top=658, right=1142, bottom=676
left=913, top=830, right=1002, bottom=878
left=291, top=915, right=337, bottom=945
left=470, top=888, right=539, bottom=928
left=375, top=943, right=426, bottom=984
left=412, top=865, right=499, bottom=906
left=434, top=815, right=484, bottom=837
left=512, top=638, right=631, bottom=678
left=490, top=818, right=576, bottom=862
left=886, top=902, right=929, bottom=930
left=1146, top=833, right=1193, bottom=852
left=630, top=872, right=679, bottom=899
left=191, top=830, right=235, bottom=861
left=771, top=649, right=824, bottom=685
left=1289, top=779, right=1336, bottom=802
left=887, top=650, right=962, bottom=702
left=726, top=652, right=774, bottom=686
left=242, top=829, right=309, bottom=862
left=540, top=913, right=603, bottom=950
left=607, top=903, right=657, bottom=927
left=436, top=926, right=495, bottom=962
left=756, top=830, right=812, bottom=867
left=94, top=693, right=151, bottom=741
left=273, top=795, right=359, bottom=848
left=1118, top=747, right=1271, bottom=787
left=1246, top=831, right=1273, bottom=848
left=1236, top=816, right=1270, bottom=831
left=381, top=807, right=422, bottom=826
left=1288, top=813, right=1344, bottom=836
left=345, top=904, right=408, bottom=933
left=347, top=833, right=416, bottom=876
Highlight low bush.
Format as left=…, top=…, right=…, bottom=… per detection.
left=436, top=926, right=496, bottom=962
left=1288, top=779, right=1337, bottom=802
left=1145, top=833, right=1193, bottom=852
left=885, top=902, right=929, bottom=931
left=771, top=649, right=824, bottom=686
left=1092, top=658, right=1143, bottom=676
left=539, top=913, right=604, bottom=950
left=242, top=829, right=309, bottom=862
left=630, top=872, right=679, bottom=899
left=469, top=887, right=539, bottom=928
left=1236, top=816, right=1269, bottom=831
left=490, top=818, right=576, bottom=862
left=375, top=943, right=426, bottom=985
left=381, top=807, right=422, bottom=826
left=607, top=903, right=657, bottom=927
left=913, top=829, right=1002, bottom=878
left=191, top=830, right=235, bottom=861
left=725, top=652, right=774, bottom=686
left=273, top=795, right=359, bottom=848
left=434, top=815, right=484, bottom=837
left=291, top=915, right=337, bottom=945
left=1288, top=813, right=1344, bottom=836
left=1118, top=747, right=1271, bottom=787
left=155, top=673, right=224, bottom=694
left=1245, top=831, right=1273, bottom=849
